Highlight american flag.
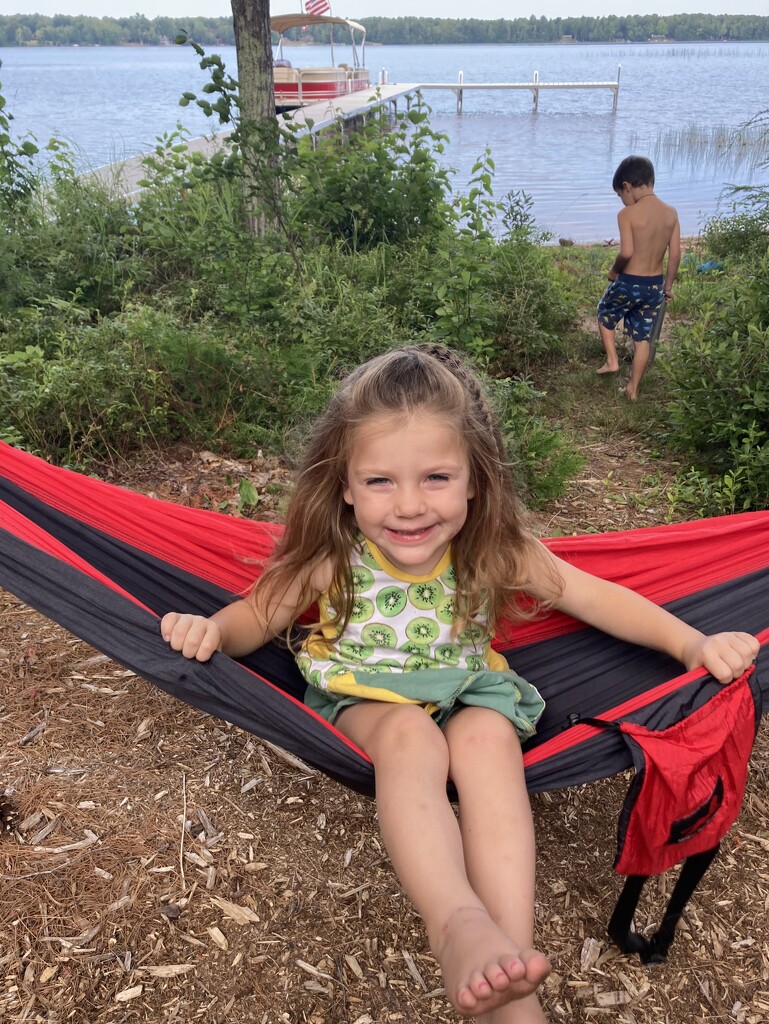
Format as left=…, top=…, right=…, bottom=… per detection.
left=304, top=0, right=331, bottom=14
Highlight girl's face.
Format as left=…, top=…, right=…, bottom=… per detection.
left=343, top=411, right=474, bottom=577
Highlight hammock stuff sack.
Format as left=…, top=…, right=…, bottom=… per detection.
left=574, top=666, right=762, bottom=963
left=1, top=441, right=767, bottom=960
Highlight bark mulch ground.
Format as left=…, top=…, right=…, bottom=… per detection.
left=2, top=443, right=768, bottom=1024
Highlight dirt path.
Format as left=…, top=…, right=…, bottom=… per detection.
left=2, top=443, right=767, bottom=1024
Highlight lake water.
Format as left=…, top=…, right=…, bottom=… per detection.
left=1, top=41, right=767, bottom=241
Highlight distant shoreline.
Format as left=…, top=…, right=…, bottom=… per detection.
left=3, top=11, right=767, bottom=49
left=3, top=38, right=767, bottom=49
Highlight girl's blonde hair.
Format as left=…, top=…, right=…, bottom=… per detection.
left=254, top=343, right=550, bottom=638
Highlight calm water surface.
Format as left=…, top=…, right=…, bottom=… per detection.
left=2, top=41, right=767, bottom=240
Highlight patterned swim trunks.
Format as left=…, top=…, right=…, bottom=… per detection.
left=597, top=273, right=664, bottom=342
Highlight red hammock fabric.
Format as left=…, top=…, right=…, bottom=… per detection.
left=0, top=439, right=766, bottom=797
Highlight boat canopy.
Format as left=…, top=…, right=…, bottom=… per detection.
left=270, top=15, right=367, bottom=36
left=271, top=14, right=367, bottom=71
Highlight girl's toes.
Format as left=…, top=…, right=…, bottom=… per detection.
left=501, top=955, right=526, bottom=982
left=528, top=951, right=552, bottom=985
left=482, top=963, right=511, bottom=994
left=469, top=968, right=495, bottom=998
left=456, top=979, right=484, bottom=1010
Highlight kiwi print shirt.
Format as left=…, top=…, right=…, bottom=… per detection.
left=296, top=536, right=510, bottom=694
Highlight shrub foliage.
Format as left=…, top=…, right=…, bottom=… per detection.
left=0, top=74, right=579, bottom=505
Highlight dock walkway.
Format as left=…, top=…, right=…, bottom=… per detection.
left=86, top=84, right=417, bottom=197
left=87, top=73, right=618, bottom=195
left=418, top=68, right=621, bottom=112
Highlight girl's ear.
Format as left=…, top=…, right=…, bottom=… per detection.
left=343, top=481, right=354, bottom=506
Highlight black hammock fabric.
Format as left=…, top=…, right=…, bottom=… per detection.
left=1, top=439, right=767, bottom=798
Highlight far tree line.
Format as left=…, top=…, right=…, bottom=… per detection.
left=0, top=12, right=768, bottom=48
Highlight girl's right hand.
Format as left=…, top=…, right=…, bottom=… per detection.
left=161, top=612, right=222, bottom=662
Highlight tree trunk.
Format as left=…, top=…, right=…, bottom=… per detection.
left=230, top=0, right=276, bottom=235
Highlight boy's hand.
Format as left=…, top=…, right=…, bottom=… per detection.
left=161, top=612, right=222, bottom=662
left=681, top=631, right=759, bottom=685
left=607, top=270, right=618, bottom=282
left=664, top=286, right=674, bottom=300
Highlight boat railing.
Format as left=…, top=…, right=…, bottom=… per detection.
left=274, top=66, right=370, bottom=105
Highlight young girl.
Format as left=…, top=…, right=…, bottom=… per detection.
left=161, top=345, right=758, bottom=1023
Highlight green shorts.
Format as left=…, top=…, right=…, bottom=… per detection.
left=304, top=666, right=545, bottom=741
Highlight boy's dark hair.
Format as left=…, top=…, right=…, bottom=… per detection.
left=612, top=155, right=655, bottom=193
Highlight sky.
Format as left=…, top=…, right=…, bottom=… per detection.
left=5, top=2, right=769, bottom=22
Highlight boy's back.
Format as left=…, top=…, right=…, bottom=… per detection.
left=619, top=194, right=679, bottom=277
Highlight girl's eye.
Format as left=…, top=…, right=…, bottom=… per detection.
left=427, top=474, right=449, bottom=483
left=365, top=477, right=390, bottom=486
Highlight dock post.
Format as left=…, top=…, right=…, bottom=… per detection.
left=457, top=70, right=464, bottom=114
left=533, top=70, right=539, bottom=111
left=613, top=64, right=621, bottom=111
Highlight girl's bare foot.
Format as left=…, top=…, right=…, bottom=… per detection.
left=597, top=362, right=619, bottom=374
left=433, top=906, right=550, bottom=1017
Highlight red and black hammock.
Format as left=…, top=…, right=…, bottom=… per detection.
left=1, top=440, right=766, bottom=960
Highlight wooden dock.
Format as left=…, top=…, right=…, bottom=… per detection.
left=85, top=83, right=416, bottom=196
left=416, top=67, right=622, bottom=112
left=85, top=72, right=619, bottom=196
left=280, top=82, right=417, bottom=133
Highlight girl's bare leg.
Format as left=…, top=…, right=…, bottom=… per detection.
left=337, top=702, right=547, bottom=1017
left=445, top=707, right=550, bottom=1023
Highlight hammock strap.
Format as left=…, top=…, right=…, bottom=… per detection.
left=607, top=846, right=720, bottom=965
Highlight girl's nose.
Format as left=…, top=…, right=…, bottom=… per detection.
left=395, top=487, right=426, bottom=518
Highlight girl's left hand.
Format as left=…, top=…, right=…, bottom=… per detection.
left=682, top=631, right=760, bottom=684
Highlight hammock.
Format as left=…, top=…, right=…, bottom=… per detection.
left=1, top=439, right=766, bottom=796
left=3, top=440, right=768, bottom=961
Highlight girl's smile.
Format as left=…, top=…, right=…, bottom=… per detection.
left=343, top=411, right=474, bottom=577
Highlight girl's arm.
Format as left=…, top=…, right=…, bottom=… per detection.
left=527, top=546, right=759, bottom=684
left=161, top=559, right=332, bottom=663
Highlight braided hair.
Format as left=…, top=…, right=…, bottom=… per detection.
left=253, top=345, right=553, bottom=641
left=413, top=342, right=508, bottom=468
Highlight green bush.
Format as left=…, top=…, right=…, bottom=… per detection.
left=703, top=206, right=769, bottom=264
left=494, top=376, right=583, bottom=508
left=662, top=254, right=769, bottom=512
left=0, top=320, right=175, bottom=460
left=0, top=160, right=141, bottom=316
left=284, top=99, right=452, bottom=250
left=667, top=431, right=769, bottom=517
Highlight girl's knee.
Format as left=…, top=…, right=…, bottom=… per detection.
left=368, top=704, right=448, bottom=768
left=446, top=707, right=521, bottom=762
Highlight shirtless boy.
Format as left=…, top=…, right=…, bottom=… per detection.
left=596, top=155, right=681, bottom=399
